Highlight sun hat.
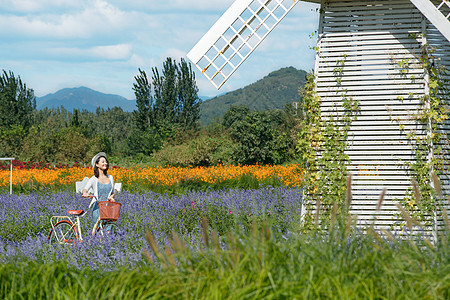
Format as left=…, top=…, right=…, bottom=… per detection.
left=91, top=152, right=107, bottom=169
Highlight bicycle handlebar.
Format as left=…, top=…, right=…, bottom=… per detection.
left=83, top=195, right=116, bottom=210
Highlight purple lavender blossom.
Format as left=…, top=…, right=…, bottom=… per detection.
left=0, top=187, right=303, bottom=270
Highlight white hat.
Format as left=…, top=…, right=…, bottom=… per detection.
left=91, top=152, right=107, bottom=169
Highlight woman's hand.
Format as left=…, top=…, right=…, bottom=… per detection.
left=108, top=194, right=115, bottom=202
left=81, top=190, right=90, bottom=198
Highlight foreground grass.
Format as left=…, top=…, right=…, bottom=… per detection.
left=2, top=221, right=449, bottom=299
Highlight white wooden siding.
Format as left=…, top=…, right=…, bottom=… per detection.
left=315, top=0, right=450, bottom=235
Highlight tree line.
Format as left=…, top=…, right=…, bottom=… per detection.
left=0, top=58, right=303, bottom=166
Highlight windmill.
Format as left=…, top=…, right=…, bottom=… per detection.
left=187, top=0, right=450, bottom=233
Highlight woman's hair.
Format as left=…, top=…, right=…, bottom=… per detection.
left=93, top=155, right=109, bottom=178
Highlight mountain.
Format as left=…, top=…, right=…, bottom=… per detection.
left=36, top=87, right=137, bottom=112
left=35, top=67, right=308, bottom=120
left=199, top=67, right=307, bottom=125
left=199, top=95, right=212, bottom=101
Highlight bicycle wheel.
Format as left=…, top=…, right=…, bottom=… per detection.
left=48, top=220, right=78, bottom=244
left=96, top=221, right=117, bottom=236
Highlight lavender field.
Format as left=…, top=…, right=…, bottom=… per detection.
left=0, top=187, right=303, bottom=270
left=1, top=186, right=449, bottom=298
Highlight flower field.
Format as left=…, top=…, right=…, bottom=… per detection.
left=0, top=164, right=448, bottom=298
left=0, top=163, right=303, bottom=193
left=0, top=186, right=303, bottom=268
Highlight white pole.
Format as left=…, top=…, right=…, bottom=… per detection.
left=10, top=159, right=13, bottom=195
left=0, top=158, right=14, bottom=194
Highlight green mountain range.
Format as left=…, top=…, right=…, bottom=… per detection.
left=36, top=87, right=137, bottom=112
left=200, top=67, right=307, bottom=125
left=35, top=67, right=308, bottom=124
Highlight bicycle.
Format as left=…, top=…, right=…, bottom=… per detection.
left=48, top=196, right=121, bottom=244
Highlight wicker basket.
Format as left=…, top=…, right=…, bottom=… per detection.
left=98, top=201, right=121, bottom=221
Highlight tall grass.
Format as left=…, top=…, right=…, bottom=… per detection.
left=2, top=209, right=449, bottom=299
left=128, top=173, right=286, bottom=195
left=1, top=175, right=449, bottom=298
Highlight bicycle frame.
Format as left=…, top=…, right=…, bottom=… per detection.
left=49, top=196, right=118, bottom=244
left=50, top=212, right=86, bottom=242
left=93, top=217, right=114, bottom=236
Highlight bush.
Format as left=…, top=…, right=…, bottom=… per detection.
left=126, top=128, right=164, bottom=156
left=53, top=127, right=91, bottom=162
left=153, top=134, right=234, bottom=167
left=229, top=110, right=296, bottom=165
left=20, top=126, right=92, bottom=163
left=0, top=125, right=26, bottom=157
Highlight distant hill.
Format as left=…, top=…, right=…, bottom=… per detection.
left=199, top=67, right=307, bottom=125
left=36, top=87, right=137, bottom=112
left=35, top=67, right=308, bottom=120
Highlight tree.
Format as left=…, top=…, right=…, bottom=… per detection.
left=131, top=68, right=165, bottom=155
left=126, top=127, right=163, bottom=156
left=23, top=106, right=132, bottom=162
left=225, top=106, right=296, bottom=165
left=177, top=59, right=200, bottom=131
left=153, top=58, right=178, bottom=127
left=131, top=57, right=201, bottom=154
left=0, top=70, right=36, bottom=130
left=230, top=110, right=275, bottom=165
left=133, top=57, right=201, bottom=134
left=133, top=69, right=155, bottom=131
left=0, top=125, right=26, bottom=157
left=222, top=105, right=250, bottom=129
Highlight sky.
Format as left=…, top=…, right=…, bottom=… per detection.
left=0, top=0, right=320, bottom=100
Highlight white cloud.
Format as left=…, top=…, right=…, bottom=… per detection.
left=43, top=43, right=132, bottom=61
left=0, top=0, right=320, bottom=98
left=0, top=0, right=129, bottom=39
left=159, top=48, right=186, bottom=62
left=91, top=44, right=133, bottom=60
left=128, top=54, right=150, bottom=68
left=0, top=0, right=82, bottom=13
left=107, top=0, right=233, bottom=12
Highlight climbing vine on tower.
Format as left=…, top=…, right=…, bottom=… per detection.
left=297, top=69, right=360, bottom=226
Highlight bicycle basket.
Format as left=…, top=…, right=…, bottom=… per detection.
left=98, top=201, right=121, bottom=221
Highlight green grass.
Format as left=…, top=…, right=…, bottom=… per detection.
left=2, top=219, right=449, bottom=299
left=2, top=174, right=449, bottom=298
left=110, top=173, right=286, bottom=195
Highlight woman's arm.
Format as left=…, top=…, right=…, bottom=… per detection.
left=82, top=177, right=95, bottom=198
left=108, top=175, right=115, bottom=201
left=108, top=193, right=115, bottom=201
left=82, top=188, right=90, bottom=198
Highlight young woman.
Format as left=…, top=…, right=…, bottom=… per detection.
left=82, top=152, right=115, bottom=231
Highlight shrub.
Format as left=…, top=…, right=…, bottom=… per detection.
left=153, top=134, right=234, bottom=167
left=0, top=125, right=26, bottom=157
left=20, top=126, right=91, bottom=163
left=229, top=110, right=296, bottom=165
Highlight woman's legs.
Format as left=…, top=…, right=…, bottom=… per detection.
left=91, top=201, right=99, bottom=231
left=104, top=222, right=114, bottom=233
left=91, top=202, right=116, bottom=234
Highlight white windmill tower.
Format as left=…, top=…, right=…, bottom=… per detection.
left=187, top=0, right=450, bottom=233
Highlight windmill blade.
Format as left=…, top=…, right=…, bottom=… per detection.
left=409, top=0, right=450, bottom=42
left=187, top=0, right=300, bottom=89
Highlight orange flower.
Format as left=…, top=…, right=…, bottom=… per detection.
left=0, top=164, right=303, bottom=189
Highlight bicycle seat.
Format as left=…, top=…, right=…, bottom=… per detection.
left=68, top=210, right=84, bottom=216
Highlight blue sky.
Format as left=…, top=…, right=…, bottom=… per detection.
left=0, top=0, right=320, bottom=99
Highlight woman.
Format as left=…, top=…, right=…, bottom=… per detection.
left=82, top=152, right=115, bottom=232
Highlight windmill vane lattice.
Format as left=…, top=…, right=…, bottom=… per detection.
left=187, top=0, right=450, bottom=233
